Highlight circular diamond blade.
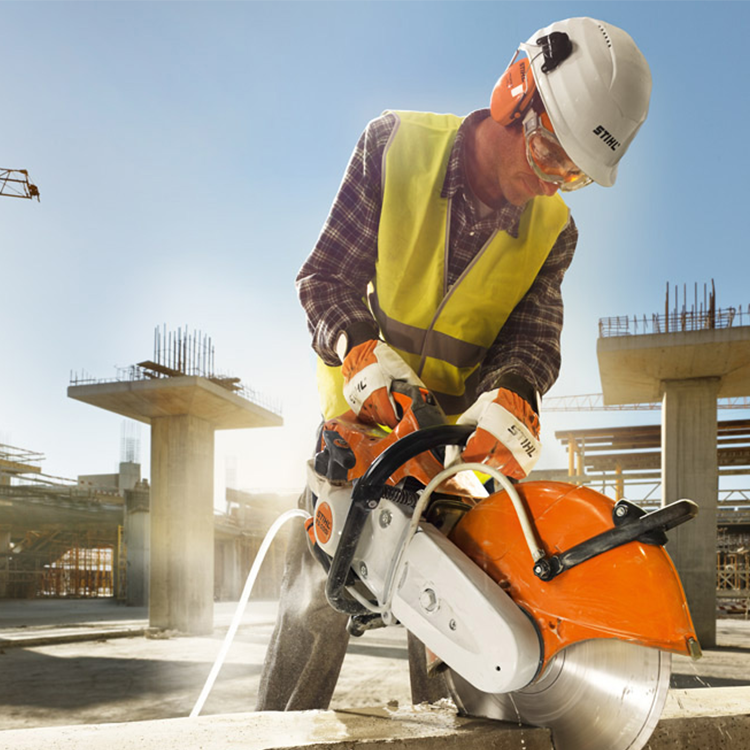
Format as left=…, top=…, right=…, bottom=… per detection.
left=447, top=639, right=671, bottom=750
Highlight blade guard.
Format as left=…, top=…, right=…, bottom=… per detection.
left=450, top=481, right=699, bottom=669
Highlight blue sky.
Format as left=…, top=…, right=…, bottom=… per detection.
left=2, top=1, right=748, bottom=501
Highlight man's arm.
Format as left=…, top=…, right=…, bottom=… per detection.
left=295, top=113, right=398, bottom=366
left=454, top=218, right=577, bottom=479
left=477, top=216, right=579, bottom=400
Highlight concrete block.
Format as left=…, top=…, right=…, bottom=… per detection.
left=0, top=704, right=553, bottom=750
left=3, top=690, right=750, bottom=750
left=646, top=687, right=750, bottom=749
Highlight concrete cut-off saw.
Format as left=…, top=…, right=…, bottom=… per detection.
left=307, top=382, right=702, bottom=750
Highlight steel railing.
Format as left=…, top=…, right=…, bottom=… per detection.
left=599, top=306, right=749, bottom=338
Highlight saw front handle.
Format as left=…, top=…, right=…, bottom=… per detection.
left=533, top=498, right=698, bottom=581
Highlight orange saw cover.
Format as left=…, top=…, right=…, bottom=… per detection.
left=450, top=481, right=699, bottom=670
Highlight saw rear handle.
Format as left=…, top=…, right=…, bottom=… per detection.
left=324, top=422, right=473, bottom=616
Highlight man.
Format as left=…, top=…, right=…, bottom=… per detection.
left=257, top=16, right=652, bottom=711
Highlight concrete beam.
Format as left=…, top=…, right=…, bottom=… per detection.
left=597, top=327, right=750, bottom=405
left=68, top=376, right=282, bottom=429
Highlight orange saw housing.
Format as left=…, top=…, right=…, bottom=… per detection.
left=450, top=481, right=699, bottom=672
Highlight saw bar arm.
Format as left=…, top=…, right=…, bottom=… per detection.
left=532, top=498, right=699, bottom=582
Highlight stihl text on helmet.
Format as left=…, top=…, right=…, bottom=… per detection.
left=592, top=124, right=621, bottom=151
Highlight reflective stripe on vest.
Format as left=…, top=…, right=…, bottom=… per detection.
left=317, top=110, right=569, bottom=420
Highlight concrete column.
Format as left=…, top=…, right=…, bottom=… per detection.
left=0, top=529, right=10, bottom=598
left=226, top=539, right=241, bottom=600
left=214, top=538, right=240, bottom=601
left=125, top=504, right=150, bottom=607
left=149, top=414, right=214, bottom=634
left=661, top=377, right=719, bottom=648
left=119, top=462, right=141, bottom=494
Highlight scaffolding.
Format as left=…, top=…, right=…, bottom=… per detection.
left=2, top=529, right=120, bottom=599
left=598, top=280, right=750, bottom=338
left=1, top=440, right=124, bottom=599
left=41, top=542, right=115, bottom=597
left=717, top=550, right=750, bottom=617
left=554, top=420, right=750, bottom=512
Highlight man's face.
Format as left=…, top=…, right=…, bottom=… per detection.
left=496, top=123, right=560, bottom=206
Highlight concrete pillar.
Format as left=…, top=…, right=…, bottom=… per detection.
left=567, top=438, right=575, bottom=477
left=661, top=377, right=719, bottom=648
left=125, top=500, right=150, bottom=607
left=0, top=529, right=10, bottom=598
left=214, top=538, right=242, bottom=601
left=227, top=539, right=241, bottom=600
left=149, top=414, right=214, bottom=634
left=119, top=462, right=141, bottom=494
left=69, top=375, right=282, bottom=634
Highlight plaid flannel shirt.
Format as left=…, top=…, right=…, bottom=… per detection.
left=296, top=109, right=578, bottom=399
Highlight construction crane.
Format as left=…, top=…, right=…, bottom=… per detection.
left=0, top=168, right=39, bottom=201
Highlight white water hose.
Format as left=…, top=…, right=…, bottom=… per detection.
left=190, top=508, right=310, bottom=718
left=427, top=463, right=545, bottom=562
left=191, top=464, right=543, bottom=714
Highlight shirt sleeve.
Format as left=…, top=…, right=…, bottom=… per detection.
left=295, top=113, right=396, bottom=366
left=477, top=215, right=579, bottom=398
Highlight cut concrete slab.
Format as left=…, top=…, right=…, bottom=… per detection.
left=3, top=692, right=750, bottom=750
left=0, top=704, right=554, bottom=750
left=650, top=687, right=750, bottom=748
left=2, top=601, right=750, bottom=749
left=662, top=686, right=750, bottom=718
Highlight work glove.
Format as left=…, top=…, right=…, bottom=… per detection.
left=447, top=387, right=541, bottom=480
left=341, top=340, right=424, bottom=428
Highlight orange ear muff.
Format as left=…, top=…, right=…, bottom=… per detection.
left=490, top=58, right=536, bottom=126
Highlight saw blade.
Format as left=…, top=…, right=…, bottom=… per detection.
left=446, top=639, right=671, bottom=750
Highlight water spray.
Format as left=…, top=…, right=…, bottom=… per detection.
left=190, top=508, right=310, bottom=718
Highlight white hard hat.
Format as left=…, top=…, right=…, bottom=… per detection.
left=519, top=17, right=652, bottom=187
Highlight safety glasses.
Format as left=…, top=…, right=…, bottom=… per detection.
left=522, top=108, right=593, bottom=192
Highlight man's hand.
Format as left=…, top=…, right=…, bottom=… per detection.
left=450, top=388, right=541, bottom=480
left=341, top=340, right=424, bottom=427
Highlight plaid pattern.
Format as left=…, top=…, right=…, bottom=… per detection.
left=296, top=109, right=578, bottom=398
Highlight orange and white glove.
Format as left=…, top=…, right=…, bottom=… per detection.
left=341, top=340, right=424, bottom=428
left=447, top=387, right=541, bottom=480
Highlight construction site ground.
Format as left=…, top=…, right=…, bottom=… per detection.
left=0, top=597, right=749, bottom=734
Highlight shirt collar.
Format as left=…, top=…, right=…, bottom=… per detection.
left=443, top=108, right=525, bottom=238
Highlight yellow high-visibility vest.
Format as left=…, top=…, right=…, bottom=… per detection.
left=317, top=110, right=569, bottom=420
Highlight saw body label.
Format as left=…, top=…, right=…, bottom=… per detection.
left=315, top=503, right=333, bottom=545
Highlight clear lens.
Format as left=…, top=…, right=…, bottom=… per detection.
left=524, top=123, right=593, bottom=192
